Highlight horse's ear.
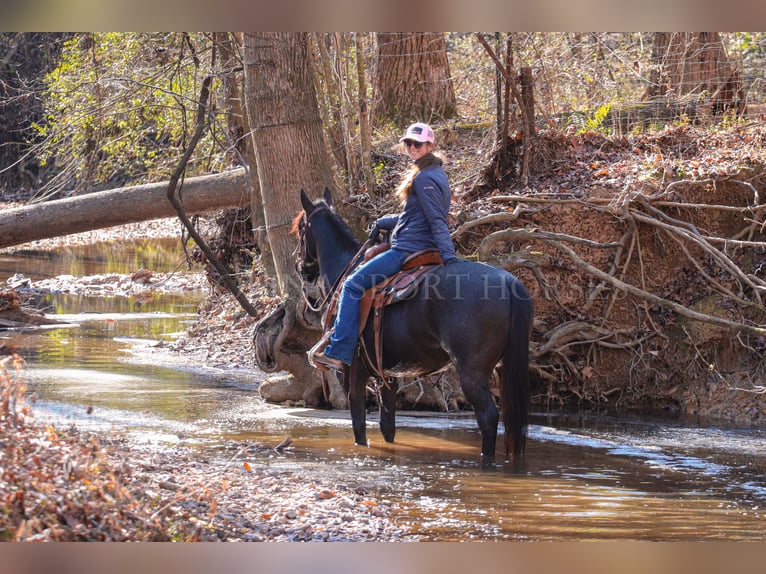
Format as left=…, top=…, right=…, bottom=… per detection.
left=323, top=187, right=333, bottom=208
left=300, top=189, right=314, bottom=214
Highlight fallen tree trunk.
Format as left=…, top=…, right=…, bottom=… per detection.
left=0, top=168, right=249, bottom=250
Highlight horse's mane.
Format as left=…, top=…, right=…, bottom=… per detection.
left=290, top=211, right=305, bottom=235
left=291, top=201, right=359, bottom=246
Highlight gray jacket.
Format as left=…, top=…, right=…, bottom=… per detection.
left=376, top=163, right=457, bottom=262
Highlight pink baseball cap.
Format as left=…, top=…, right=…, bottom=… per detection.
left=399, top=122, right=434, bottom=144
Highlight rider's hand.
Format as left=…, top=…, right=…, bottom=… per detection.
left=368, top=222, right=382, bottom=243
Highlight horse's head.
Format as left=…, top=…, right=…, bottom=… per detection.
left=293, top=188, right=333, bottom=284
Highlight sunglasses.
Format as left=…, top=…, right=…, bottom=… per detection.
left=403, top=139, right=425, bottom=149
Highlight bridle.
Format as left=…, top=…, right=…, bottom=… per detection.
left=294, top=209, right=320, bottom=283
left=294, top=203, right=371, bottom=315
left=294, top=207, right=328, bottom=313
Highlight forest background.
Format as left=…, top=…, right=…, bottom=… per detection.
left=1, top=32, right=765, bottom=424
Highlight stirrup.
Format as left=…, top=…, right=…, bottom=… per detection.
left=307, top=330, right=333, bottom=369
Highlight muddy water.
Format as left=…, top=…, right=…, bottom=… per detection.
left=2, top=241, right=765, bottom=541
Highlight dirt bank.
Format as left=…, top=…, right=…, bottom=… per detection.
left=213, top=124, right=765, bottom=426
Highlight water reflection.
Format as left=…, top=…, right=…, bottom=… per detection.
left=22, top=354, right=766, bottom=541
left=212, top=410, right=766, bottom=541
left=0, top=238, right=189, bottom=282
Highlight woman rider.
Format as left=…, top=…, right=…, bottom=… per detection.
left=312, top=122, right=457, bottom=371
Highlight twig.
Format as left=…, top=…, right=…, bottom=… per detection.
left=584, top=229, right=632, bottom=314
left=660, top=224, right=760, bottom=309
left=165, top=74, right=258, bottom=317
left=220, top=446, right=246, bottom=471
left=629, top=209, right=764, bottom=303
left=490, top=194, right=614, bottom=205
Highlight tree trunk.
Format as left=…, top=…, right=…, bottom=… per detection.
left=242, top=32, right=335, bottom=298
left=372, top=33, right=457, bottom=124
left=243, top=32, right=340, bottom=407
left=520, top=66, right=536, bottom=138
left=216, top=33, right=276, bottom=279
left=0, top=169, right=248, bottom=250
left=644, top=32, right=745, bottom=115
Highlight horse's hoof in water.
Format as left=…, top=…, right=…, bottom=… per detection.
left=503, top=454, right=526, bottom=472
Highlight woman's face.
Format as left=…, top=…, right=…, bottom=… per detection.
left=404, top=140, right=434, bottom=161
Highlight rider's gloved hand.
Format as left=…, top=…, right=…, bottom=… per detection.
left=368, top=222, right=382, bottom=243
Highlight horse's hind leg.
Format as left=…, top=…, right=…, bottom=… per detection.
left=379, top=379, right=397, bottom=443
left=458, top=369, right=499, bottom=464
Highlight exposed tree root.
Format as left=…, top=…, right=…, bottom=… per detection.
left=472, top=176, right=766, bottom=411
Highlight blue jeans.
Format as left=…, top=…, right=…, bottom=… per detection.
left=323, top=248, right=408, bottom=365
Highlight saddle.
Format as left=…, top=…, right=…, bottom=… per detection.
left=359, top=249, right=443, bottom=378
left=313, top=247, right=443, bottom=380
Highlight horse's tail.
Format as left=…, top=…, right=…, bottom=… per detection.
left=502, top=275, right=533, bottom=459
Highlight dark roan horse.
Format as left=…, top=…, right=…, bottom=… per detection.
left=296, top=189, right=534, bottom=464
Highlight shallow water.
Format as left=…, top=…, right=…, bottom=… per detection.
left=0, top=237, right=187, bottom=282
left=2, top=241, right=765, bottom=541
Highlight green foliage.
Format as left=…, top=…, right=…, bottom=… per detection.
left=32, top=33, right=224, bottom=198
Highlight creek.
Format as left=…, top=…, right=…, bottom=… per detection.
left=1, top=238, right=764, bottom=541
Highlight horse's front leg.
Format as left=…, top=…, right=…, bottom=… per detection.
left=379, top=378, right=397, bottom=443
left=347, top=356, right=368, bottom=446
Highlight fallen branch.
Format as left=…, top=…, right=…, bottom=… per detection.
left=478, top=227, right=621, bottom=261
left=451, top=205, right=525, bottom=240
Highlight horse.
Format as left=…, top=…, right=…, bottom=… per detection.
left=295, top=188, right=534, bottom=464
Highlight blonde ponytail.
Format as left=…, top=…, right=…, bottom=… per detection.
left=395, top=152, right=444, bottom=204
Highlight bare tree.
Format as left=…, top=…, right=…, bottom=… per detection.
left=355, top=32, right=375, bottom=194
left=372, top=33, right=457, bottom=124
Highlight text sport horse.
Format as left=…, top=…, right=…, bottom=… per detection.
left=296, top=189, right=534, bottom=463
